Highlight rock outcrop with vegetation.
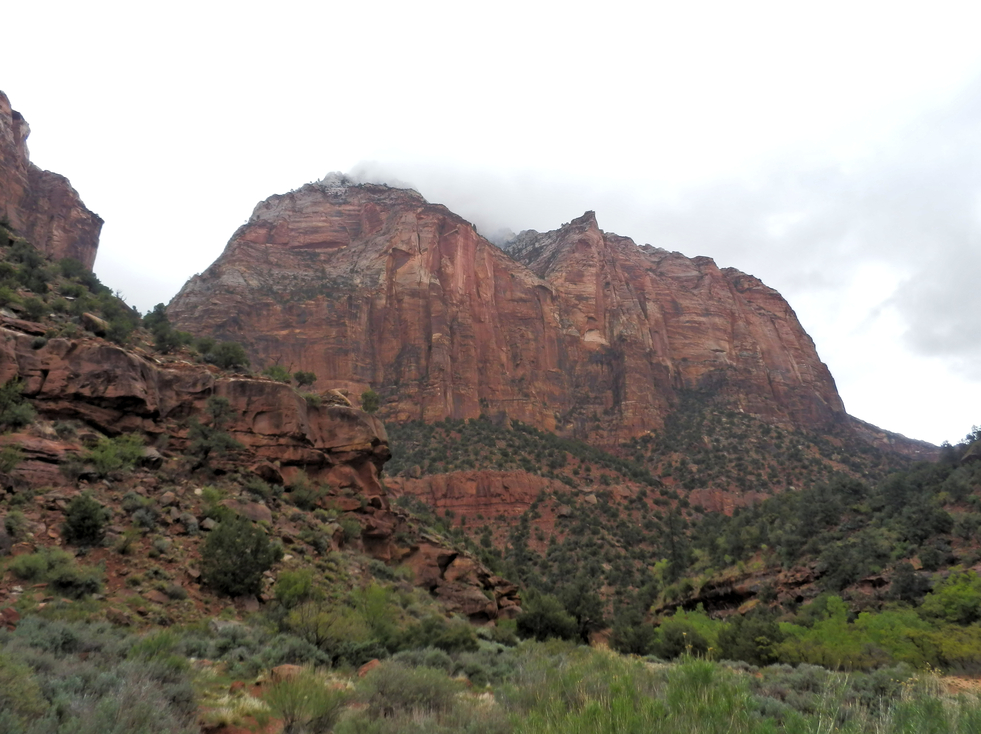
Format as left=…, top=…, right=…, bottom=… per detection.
left=0, top=91, right=102, bottom=269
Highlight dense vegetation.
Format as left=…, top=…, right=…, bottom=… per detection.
left=3, top=617, right=981, bottom=733
left=388, top=416, right=658, bottom=485
left=388, top=397, right=912, bottom=494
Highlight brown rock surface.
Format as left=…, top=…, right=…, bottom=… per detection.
left=0, top=323, right=518, bottom=619
left=0, top=327, right=390, bottom=491
left=167, top=179, right=882, bottom=446
left=0, top=91, right=102, bottom=269
left=398, top=540, right=520, bottom=621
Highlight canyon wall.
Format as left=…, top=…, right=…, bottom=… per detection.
left=169, top=179, right=846, bottom=444
left=0, top=91, right=102, bottom=269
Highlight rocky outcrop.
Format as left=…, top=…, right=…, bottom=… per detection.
left=0, top=91, right=102, bottom=269
left=845, top=415, right=939, bottom=461
left=397, top=539, right=521, bottom=621
left=169, top=179, right=851, bottom=445
left=0, top=322, right=518, bottom=620
left=0, top=322, right=388, bottom=491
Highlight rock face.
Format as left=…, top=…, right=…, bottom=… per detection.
left=0, top=321, right=390, bottom=491
left=0, top=319, right=519, bottom=620
left=0, top=91, right=102, bottom=269
left=169, top=179, right=846, bottom=443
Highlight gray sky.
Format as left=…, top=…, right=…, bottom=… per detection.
left=5, top=1, right=980, bottom=445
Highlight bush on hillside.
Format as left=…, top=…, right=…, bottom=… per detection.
left=62, top=492, right=110, bottom=546
left=201, top=515, right=283, bottom=597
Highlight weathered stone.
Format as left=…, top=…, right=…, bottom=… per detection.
left=159, top=491, right=176, bottom=507
left=220, top=499, right=272, bottom=524
left=105, top=608, right=132, bottom=626
left=81, top=312, right=109, bottom=336
left=250, top=460, right=283, bottom=485
left=144, top=589, right=170, bottom=605
left=0, top=91, right=102, bottom=269
left=357, top=659, right=382, bottom=678
left=329, top=496, right=362, bottom=512
left=141, top=446, right=164, bottom=469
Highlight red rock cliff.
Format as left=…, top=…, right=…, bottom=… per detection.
left=168, top=179, right=846, bottom=442
left=0, top=91, right=102, bottom=269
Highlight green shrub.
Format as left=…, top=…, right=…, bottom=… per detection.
left=62, top=492, right=110, bottom=546
left=0, top=379, right=35, bottom=431
left=360, top=389, right=380, bottom=414
left=358, top=662, right=462, bottom=719
left=243, top=475, right=277, bottom=500
left=9, top=547, right=74, bottom=581
left=262, top=364, right=292, bottom=383
left=339, top=517, right=362, bottom=544
left=0, top=285, right=21, bottom=307
left=58, top=257, right=86, bottom=278
left=920, top=569, right=981, bottom=625
left=8, top=547, right=103, bottom=598
left=21, top=297, right=46, bottom=321
left=206, top=341, right=250, bottom=370
left=48, top=561, right=104, bottom=599
left=0, top=653, right=48, bottom=730
left=275, top=569, right=322, bottom=610
left=266, top=668, right=351, bottom=734
left=654, top=619, right=709, bottom=660
left=399, top=615, right=479, bottom=653
left=717, top=612, right=784, bottom=666
left=84, top=434, right=145, bottom=477
left=193, top=335, right=215, bottom=354
left=286, top=600, right=371, bottom=655
left=3, top=509, right=26, bottom=538
left=301, top=392, right=323, bottom=407
left=201, top=514, right=283, bottom=597
left=187, top=397, right=241, bottom=465
left=294, top=371, right=317, bottom=387
left=0, top=444, right=23, bottom=473
left=516, top=590, right=578, bottom=642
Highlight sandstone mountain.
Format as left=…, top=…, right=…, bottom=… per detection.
left=0, top=91, right=102, bottom=269
left=168, top=176, right=929, bottom=456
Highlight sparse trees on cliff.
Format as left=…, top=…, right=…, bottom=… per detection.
left=361, top=389, right=380, bottom=414
left=294, top=370, right=317, bottom=387
left=262, top=364, right=292, bottom=383
left=207, top=341, right=250, bottom=371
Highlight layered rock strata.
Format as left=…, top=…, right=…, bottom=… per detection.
left=169, top=179, right=847, bottom=443
left=0, top=321, right=518, bottom=619
left=0, top=91, right=102, bottom=269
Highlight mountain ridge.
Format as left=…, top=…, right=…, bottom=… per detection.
left=169, top=179, right=927, bottom=458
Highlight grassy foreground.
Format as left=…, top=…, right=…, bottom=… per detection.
left=3, top=615, right=981, bottom=733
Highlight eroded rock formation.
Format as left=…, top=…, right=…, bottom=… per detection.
left=0, top=91, right=102, bottom=269
left=168, top=178, right=848, bottom=444
left=0, top=319, right=518, bottom=619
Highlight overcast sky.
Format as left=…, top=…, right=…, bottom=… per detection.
left=5, top=1, right=980, bottom=445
